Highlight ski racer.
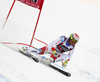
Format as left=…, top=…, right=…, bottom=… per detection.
left=25, top=33, right=80, bottom=67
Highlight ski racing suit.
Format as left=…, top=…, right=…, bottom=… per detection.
left=37, top=36, right=75, bottom=64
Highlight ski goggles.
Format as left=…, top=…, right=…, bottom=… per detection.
left=70, top=34, right=78, bottom=44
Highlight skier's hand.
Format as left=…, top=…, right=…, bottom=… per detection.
left=51, top=47, right=58, bottom=58
left=53, top=52, right=58, bottom=58
left=62, top=60, right=68, bottom=67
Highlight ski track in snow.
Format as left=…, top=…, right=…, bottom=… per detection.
left=0, top=74, right=11, bottom=82
left=0, top=59, right=32, bottom=82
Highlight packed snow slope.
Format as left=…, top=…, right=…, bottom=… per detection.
left=0, top=0, right=100, bottom=82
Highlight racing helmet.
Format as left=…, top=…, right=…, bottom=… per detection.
left=69, top=33, right=79, bottom=44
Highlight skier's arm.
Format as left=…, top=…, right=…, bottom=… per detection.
left=62, top=48, right=75, bottom=67
left=51, top=36, right=66, bottom=51
left=51, top=36, right=66, bottom=57
left=68, top=47, right=75, bottom=60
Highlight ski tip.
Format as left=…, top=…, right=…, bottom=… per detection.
left=61, top=71, right=71, bottom=77
left=34, top=58, right=39, bottom=63
left=67, top=73, right=71, bottom=77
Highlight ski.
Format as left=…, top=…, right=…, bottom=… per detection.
left=49, top=63, right=71, bottom=77
left=19, top=49, right=71, bottom=77
left=40, top=57, right=71, bottom=77
left=19, top=50, right=39, bottom=63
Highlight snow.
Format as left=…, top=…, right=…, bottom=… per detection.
left=0, top=0, right=100, bottom=82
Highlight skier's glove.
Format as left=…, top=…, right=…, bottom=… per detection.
left=52, top=47, right=58, bottom=58
left=62, top=60, right=68, bottom=67
left=53, top=51, right=58, bottom=58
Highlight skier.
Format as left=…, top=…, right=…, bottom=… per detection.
left=24, top=33, right=79, bottom=67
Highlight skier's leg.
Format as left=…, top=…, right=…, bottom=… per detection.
left=55, top=53, right=69, bottom=62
